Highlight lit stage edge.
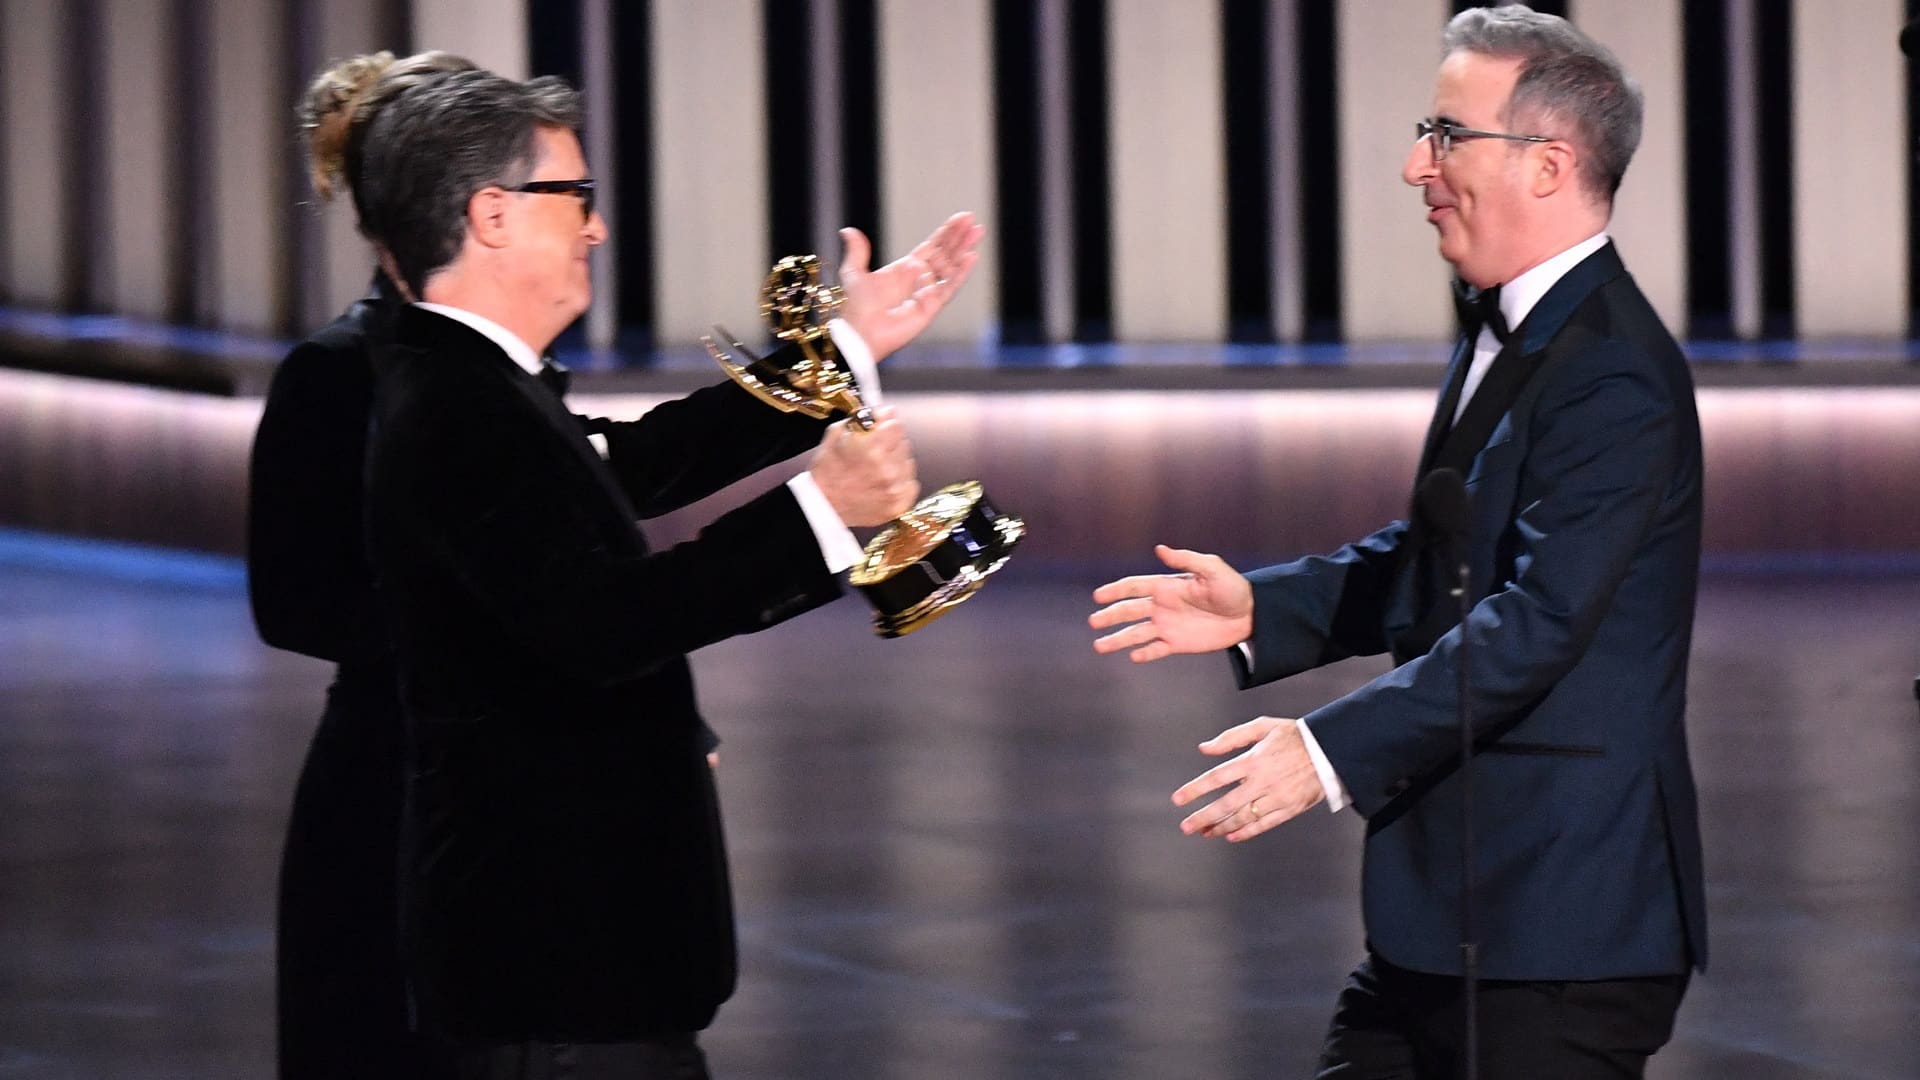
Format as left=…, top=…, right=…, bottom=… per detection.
left=3, top=367, right=1918, bottom=562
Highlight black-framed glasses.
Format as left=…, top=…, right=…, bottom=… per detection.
left=511, top=178, right=597, bottom=218
left=1415, top=118, right=1549, bottom=161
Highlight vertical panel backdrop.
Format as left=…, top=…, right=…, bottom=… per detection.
left=0, top=0, right=1912, bottom=349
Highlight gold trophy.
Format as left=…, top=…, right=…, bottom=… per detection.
left=702, top=255, right=1025, bottom=637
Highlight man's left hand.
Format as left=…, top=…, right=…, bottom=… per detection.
left=837, top=211, right=984, bottom=361
left=1172, top=716, right=1325, bottom=841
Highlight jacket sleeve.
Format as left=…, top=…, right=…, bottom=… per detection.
left=247, top=333, right=383, bottom=663
left=578, top=347, right=834, bottom=519
left=1231, top=520, right=1409, bottom=689
left=1304, top=342, right=1681, bottom=817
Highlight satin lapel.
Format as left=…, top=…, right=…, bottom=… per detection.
left=1418, top=335, right=1476, bottom=476
left=1425, top=242, right=1631, bottom=477
left=402, top=306, right=645, bottom=526
left=502, top=367, right=645, bottom=526
left=1430, top=335, right=1528, bottom=477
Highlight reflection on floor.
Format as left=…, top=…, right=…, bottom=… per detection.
left=1, top=532, right=1915, bottom=1079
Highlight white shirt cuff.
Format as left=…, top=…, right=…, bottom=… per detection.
left=828, top=318, right=883, bottom=407
left=1295, top=718, right=1352, bottom=814
left=786, top=470, right=864, bottom=573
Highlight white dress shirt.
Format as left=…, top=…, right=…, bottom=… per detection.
left=1263, top=230, right=1612, bottom=814
left=1454, top=232, right=1610, bottom=422
left=412, top=302, right=866, bottom=573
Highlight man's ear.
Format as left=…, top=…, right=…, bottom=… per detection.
left=1532, top=141, right=1577, bottom=198
left=467, top=187, right=512, bottom=249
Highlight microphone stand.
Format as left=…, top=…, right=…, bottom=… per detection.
left=1448, top=538, right=1477, bottom=1080
left=1417, top=465, right=1478, bottom=1079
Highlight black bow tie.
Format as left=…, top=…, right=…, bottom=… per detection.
left=1452, top=280, right=1509, bottom=344
left=536, top=357, right=571, bottom=398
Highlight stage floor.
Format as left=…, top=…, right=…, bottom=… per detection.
left=1, top=534, right=1916, bottom=1079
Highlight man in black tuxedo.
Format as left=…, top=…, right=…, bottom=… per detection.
left=1092, top=6, right=1702, bottom=1077
left=337, top=65, right=980, bottom=1078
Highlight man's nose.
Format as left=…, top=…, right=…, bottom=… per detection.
left=1403, top=135, right=1439, bottom=187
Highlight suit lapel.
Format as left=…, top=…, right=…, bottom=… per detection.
left=1430, top=336, right=1527, bottom=476
left=1421, top=242, right=1631, bottom=478
left=401, top=306, right=645, bottom=526
left=1418, top=335, right=1475, bottom=476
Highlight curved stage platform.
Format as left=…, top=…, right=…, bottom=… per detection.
left=0, top=530, right=1915, bottom=1078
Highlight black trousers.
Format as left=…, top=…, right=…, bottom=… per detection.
left=452, top=1037, right=709, bottom=1080
left=1315, top=953, right=1688, bottom=1080
left=277, top=665, right=452, bottom=1079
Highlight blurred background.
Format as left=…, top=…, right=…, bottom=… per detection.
left=1, top=2, right=1918, bottom=1078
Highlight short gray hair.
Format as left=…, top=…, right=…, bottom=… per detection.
left=1444, top=4, right=1643, bottom=203
left=350, top=69, right=584, bottom=295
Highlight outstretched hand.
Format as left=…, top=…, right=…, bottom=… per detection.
left=837, top=211, right=984, bottom=361
left=1089, top=545, right=1255, bottom=663
left=1171, top=716, right=1324, bottom=841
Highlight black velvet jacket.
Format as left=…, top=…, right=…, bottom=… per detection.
left=364, top=305, right=840, bottom=1041
left=249, top=273, right=403, bottom=665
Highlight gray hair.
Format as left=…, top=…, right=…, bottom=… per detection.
left=1444, top=4, right=1643, bottom=203
left=299, top=50, right=478, bottom=205
left=349, top=69, right=584, bottom=295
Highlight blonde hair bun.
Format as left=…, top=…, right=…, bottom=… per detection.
left=300, top=51, right=398, bottom=201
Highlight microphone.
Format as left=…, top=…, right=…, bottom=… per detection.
left=1418, top=467, right=1471, bottom=548
left=1903, top=19, right=1919, bottom=57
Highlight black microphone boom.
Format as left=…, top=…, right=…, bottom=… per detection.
left=1902, top=18, right=1920, bottom=57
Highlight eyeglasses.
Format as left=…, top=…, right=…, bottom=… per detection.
left=1415, top=118, right=1549, bottom=161
left=510, top=178, right=597, bottom=218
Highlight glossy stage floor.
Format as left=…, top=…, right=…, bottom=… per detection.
left=2, top=531, right=1916, bottom=1079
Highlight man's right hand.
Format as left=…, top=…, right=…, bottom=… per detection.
left=809, top=407, right=920, bottom=527
left=1089, top=545, right=1255, bottom=663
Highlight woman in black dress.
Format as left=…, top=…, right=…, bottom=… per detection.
left=249, top=50, right=470, bottom=1080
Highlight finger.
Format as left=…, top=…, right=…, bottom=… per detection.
left=1224, top=805, right=1293, bottom=842
left=838, top=227, right=872, bottom=281
left=1197, top=792, right=1277, bottom=838
left=1182, top=791, right=1260, bottom=837
left=1171, top=759, right=1248, bottom=809
left=1198, top=717, right=1281, bottom=755
left=923, top=211, right=974, bottom=258
left=1090, top=573, right=1168, bottom=606
left=1154, top=543, right=1223, bottom=576
left=929, top=217, right=979, bottom=277
left=938, top=249, right=981, bottom=292
left=1091, top=621, right=1162, bottom=656
left=861, top=422, right=906, bottom=456
left=1128, top=640, right=1174, bottom=664
left=1087, top=596, right=1155, bottom=631
left=918, top=247, right=976, bottom=297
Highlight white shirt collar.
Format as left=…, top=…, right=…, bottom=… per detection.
left=1498, top=231, right=1611, bottom=334
left=413, top=302, right=545, bottom=376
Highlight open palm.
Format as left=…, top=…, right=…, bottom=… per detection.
left=837, top=212, right=984, bottom=361
left=1089, top=545, right=1255, bottom=663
